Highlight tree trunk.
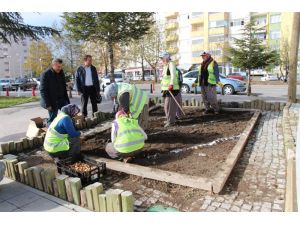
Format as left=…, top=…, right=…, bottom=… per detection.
left=288, top=12, right=300, bottom=103
left=141, top=57, right=145, bottom=81
left=107, top=41, right=115, bottom=82
left=247, top=69, right=252, bottom=96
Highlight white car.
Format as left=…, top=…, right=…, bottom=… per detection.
left=101, top=73, right=124, bottom=91
left=260, top=74, right=278, bottom=81
left=32, top=78, right=41, bottom=88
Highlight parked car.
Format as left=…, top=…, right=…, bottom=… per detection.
left=181, top=70, right=247, bottom=95
left=260, top=74, right=278, bottom=81
left=226, top=72, right=248, bottom=81
left=12, top=78, right=38, bottom=91
left=0, top=78, right=13, bottom=91
left=101, top=73, right=124, bottom=91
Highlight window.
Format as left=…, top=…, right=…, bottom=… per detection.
left=209, top=20, right=228, bottom=28
left=208, top=34, right=228, bottom=42
left=4, top=61, right=9, bottom=65
left=270, top=30, right=281, bottom=40
left=192, top=51, right=203, bottom=57
left=230, top=19, right=244, bottom=27
left=191, top=12, right=203, bottom=18
left=255, top=17, right=266, bottom=26
left=209, top=49, right=222, bottom=56
left=3, top=48, right=8, bottom=51
left=270, top=14, right=281, bottom=24
left=255, top=33, right=266, bottom=40
left=192, top=39, right=204, bottom=45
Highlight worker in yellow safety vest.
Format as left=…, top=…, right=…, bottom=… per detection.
left=105, top=110, right=147, bottom=162
left=104, top=82, right=149, bottom=129
left=160, top=52, right=182, bottom=127
left=192, top=51, right=223, bottom=114
left=43, top=104, right=82, bottom=161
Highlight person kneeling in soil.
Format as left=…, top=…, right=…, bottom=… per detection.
left=104, top=82, right=149, bottom=130
left=105, top=110, right=148, bottom=162
left=44, top=104, right=82, bottom=161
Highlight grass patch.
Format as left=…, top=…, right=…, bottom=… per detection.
left=0, top=96, right=39, bottom=109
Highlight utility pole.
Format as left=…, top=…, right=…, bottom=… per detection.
left=288, top=12, right=300, bottom=103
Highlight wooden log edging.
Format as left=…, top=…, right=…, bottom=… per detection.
left=1, top=154, right=134, bottom=212
left=283, top=104, right=298, bottom=212
left=147, top=98, right=286, bottom=112
left=0, top=111, right=113, bottom=155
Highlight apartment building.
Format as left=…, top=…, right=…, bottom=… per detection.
left=164, top=12, right=295, bottom=75
left=0, top=37, right=30, bottom=78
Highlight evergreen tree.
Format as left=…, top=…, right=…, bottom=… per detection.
left=0, top=12, right=59, bottom=44
left=227, top=19, right=278, bottom=95
left=63, top=12, right=154, bottom=81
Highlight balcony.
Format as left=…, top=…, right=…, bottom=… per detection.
left=167, top=47, right=179, bottom=54
left=166, top=34, right=178, bottom=42
left=209, top=12, right=229, bottom=21
left=191, top=44, right=204, bottom=52
left=209, top=27, right=229, bottom=35
left=165, top=12, right=178, bottom=19
left=190, top=16, right=204, bottom=25
left=191, top=30, right=204, bottom=37
left=165, top=22, right=178, bottom=30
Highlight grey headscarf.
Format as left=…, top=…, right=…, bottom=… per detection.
left=61, top=104, right=80, bottom=117
left=104, top=82, right=118, bottom=100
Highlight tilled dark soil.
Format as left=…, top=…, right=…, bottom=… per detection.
left=82, top=107, right=253, bottom=178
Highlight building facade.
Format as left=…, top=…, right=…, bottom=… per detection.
left=0, top=37, right=30, bottom=78
left=164, top=12, right=295, bottom=75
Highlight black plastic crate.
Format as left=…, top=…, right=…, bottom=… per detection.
left=56, top=155, right=106, bottom=185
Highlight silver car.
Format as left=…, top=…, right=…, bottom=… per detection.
left=181, top=70, right=247, bottom=95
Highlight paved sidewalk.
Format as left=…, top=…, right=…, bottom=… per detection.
left=0, top=177, right=89, bottom=212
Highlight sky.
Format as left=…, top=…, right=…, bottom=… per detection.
left=21, top=12, right=62, bottom=27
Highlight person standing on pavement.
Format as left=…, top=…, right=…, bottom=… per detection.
left=75, top=55, right=101, bottom=118
left=40, top=58, right=70, bottom=126
left=104, top=82, right=149, bottom=130
left=193, top=51, right=223, bottom=114
left=160, top=52, right=181, bottom=127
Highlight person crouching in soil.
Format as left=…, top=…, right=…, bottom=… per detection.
left=105, top=110, right=148, bottom=163
left=43, top=104, right=82, bottom=162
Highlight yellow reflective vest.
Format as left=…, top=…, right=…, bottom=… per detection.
left=197, top=61, right=217, bottom=85
left=117, top=83, right=148, bottom=119
left=161, top=62, right=180, bottom=90
left=44, top=112, right=69, bottom=153
left=114, top=116, right=145, bottom=153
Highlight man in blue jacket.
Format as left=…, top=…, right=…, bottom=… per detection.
left=75, top=55, right=101, bottom=117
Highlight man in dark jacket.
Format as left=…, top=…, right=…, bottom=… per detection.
left=40, top=58, right=70, bottom=125
left=75, top=55, right=100, bottom=117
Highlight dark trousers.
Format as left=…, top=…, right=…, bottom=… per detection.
left=47, top=99, right=68, bottom=126
left=48, top=137, right=81, bottom=161
left=81, top=86, right=98, bottom=117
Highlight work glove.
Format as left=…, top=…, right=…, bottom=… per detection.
left=217, top=82, right=224, bottom=88
left=168, top=85, right=173, bottom=91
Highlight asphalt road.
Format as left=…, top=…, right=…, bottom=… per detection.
left=0, top=84, right=299, bottom=142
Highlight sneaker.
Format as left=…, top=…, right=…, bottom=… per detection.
left=214, top=111, right=220, bottom=115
